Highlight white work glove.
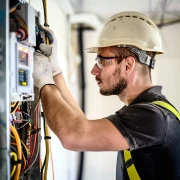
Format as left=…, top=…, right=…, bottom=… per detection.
left=33, top=51, right=55, bottom=90
left=39, top=26, right=62, bottom=77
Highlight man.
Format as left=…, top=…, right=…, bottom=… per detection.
left=34, top=11, right=180, bottom=179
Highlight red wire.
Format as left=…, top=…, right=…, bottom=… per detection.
left=28, top=106, right=39, bottom=167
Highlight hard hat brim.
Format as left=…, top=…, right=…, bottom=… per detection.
left=85, top=43, right=164, bottom=54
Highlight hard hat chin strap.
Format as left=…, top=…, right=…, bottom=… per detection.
left=130, top=47, right=156, bottom=69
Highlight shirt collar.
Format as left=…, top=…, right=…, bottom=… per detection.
left=129, top=85, right=166, bottom=105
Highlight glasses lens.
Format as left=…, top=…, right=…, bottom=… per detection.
left=95, top=57, right=102, bottom=69
left=95, top=56, right=113, bottom=69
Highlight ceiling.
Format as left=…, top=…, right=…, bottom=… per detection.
left=69, top=0, right=180, bottom=26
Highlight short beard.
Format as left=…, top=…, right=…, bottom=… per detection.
left=100, top=68, right=128, bottom=96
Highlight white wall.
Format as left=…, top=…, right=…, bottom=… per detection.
left=153, top=24, right=180, bottom=110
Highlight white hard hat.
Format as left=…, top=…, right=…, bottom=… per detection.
left=85, top=11, right=163, bottom=54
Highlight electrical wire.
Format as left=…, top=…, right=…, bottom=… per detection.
left=14, top=16, right=28, bottom=35
left=41, top=0, right=51, bottom=179
left=21, top=111, right=31, bottom=117
left=44, top=123, right=50, bottom=180
left=9, top=2, right=21, bottom=13
left=11, top=145, right=18, bottom=154
left=25, top=140, right=40, bottom=172
left=11, top=102, right=18, bottom=107
left=12, top=120, right=29, bottom=123
left=22, top=152, right=27, bottom=172
left=11, top=101, right=20, bottom=114
left=10, top=14, right=20, bottom=30
left=10, top=152, right=18, bottom=177
left=42, top=0, right=48, bottom=27
left=28, top=107, right=38, bottom=166
left=49, top=139, right=55, bottom=180
left=10, top=125, right=22, bottom=180
left=28, top=132, right=37, bottom=166
left=10, top=142, right=27, bottom=174
left=10, top=7, right=17, bottom=13
left=41, top=116, right=46, bottom=180
left=24, top=104, right=40, bottom=172
left=11, top=134, right=30, bottom=156
left=16, top=119, right=31, bottom=130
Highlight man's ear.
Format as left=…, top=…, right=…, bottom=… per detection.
left=125, top=56, right=136, bottom=75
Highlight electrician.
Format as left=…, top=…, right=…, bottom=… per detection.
left=33, top=11, right=180, bottom=180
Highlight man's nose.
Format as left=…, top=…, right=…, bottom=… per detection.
left=91, top=64, right=101, bottom=76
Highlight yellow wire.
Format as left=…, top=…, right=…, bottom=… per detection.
left=10, top=152, right=17, bottom=177
left=10, top=7, right=17, bottom=13
left=44, top=123, right=50, bottom=180
left=50, top=138, right=55, bottom=180
left=43, top=0, right=48, bottom=25
left=11, top=102, right=17, bottom=107
left=44, top=0, right=49, bottom=44
left=11, top=134, right=30, bottom=155
left=10, top=125, right=22, bottom=180
left=42, top=0, right=50, bottom=179
left=22, top=152, right=27, bottom=172
left=21, top=139, right=30, bottom=155
left=10, top=101, right=20, bottom=114
left=45, top=36, right=49, bottom=44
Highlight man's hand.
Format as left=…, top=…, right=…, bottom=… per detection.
left=39, top=26, right=62, bottom=77
left=33, top=51, right=55, bottom=90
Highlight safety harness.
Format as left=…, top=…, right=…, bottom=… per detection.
left=124, top=100, right=180, bottom=180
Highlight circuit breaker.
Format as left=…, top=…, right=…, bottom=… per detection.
left=10, top=32, right=34, bottom=101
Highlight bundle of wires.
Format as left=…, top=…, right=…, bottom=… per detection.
left=40, top=1, right=54, bottom=180
left=10, top=125, right=22, bottom=180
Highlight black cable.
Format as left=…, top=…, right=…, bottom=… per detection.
left=10, top=146, right=18, bottom=154
left=77, top=26, right=86, bottom=180
left=41, top=113, right=46, bottom=180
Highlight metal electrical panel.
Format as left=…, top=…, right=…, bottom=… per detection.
left=7, top=1, right=42, bottom=180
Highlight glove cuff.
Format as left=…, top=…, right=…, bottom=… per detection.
left=52, top=68, right=63, bottom=77
left=36, top=77, right=55, bottom=91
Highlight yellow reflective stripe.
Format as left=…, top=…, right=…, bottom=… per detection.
left=124, top=149, right=131, bottom=161
left=152, top=101, right=180, bottom=120
left=124, top=150, right=141, bottom=180
left=127, top=164, right=141, bottom=180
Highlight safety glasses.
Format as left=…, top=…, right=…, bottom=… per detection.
left=95, top=55, right=125, bottom=69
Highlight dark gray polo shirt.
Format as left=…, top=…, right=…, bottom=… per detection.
left=107, top=86, right=180, bottom=180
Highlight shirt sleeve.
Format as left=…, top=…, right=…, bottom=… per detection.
left=106, top=103, right=166, bottom=150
